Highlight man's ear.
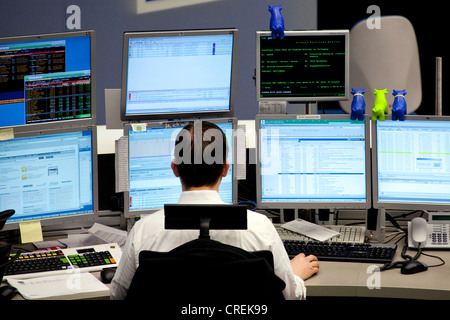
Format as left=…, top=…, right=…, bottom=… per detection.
left=171, top=159, right=180, bottom=177
left=222, top=161, right=230, bottom=177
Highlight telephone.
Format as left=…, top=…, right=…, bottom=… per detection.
left=408, top=216, right=450, bottom=249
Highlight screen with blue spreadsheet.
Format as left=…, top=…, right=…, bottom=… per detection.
left=121, top=29, right=238, bottom=121
left=256, top=115, right=370, bottom=210
left=373, top=116, right=450, bottom=211
left=1, top=127, right=97, bottom=227
left=124, top=119, right=236, bottom=218
left=255, top=30, right=349, bottom=102
left=0, top=30, right=95, bottom=128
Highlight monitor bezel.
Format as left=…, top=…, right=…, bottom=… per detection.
left=2, top=125, right=99, bottom=231
left=0, top=30, right=97, bottom=132
left=372, top=115, right=450, bottom=211
left=255, top=30, right=350, bottom=103
left=123, top=117, right=238, bottom=218
left=120, top=28, right=238, bottom=122
left=255, top=113, right=371, bottom=210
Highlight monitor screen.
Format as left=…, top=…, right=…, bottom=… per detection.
left=1, top=126, right=98, bottom=229
left=256, top=114, right=370, bottom=210
left=123, top=118, right=237, bottom=218
left=373, top=116, right=450, bottom=211
left=255, top=30, right=349, bottom=102
left=0, top=30, right=96, bottom=129
left=121, top=29, right=238, bottom=121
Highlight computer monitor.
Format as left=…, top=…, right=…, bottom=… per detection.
left=123, top=118, right=237, bottom=218
left=372, top=116, right=450, bottom=211
left=256, top=114, right=371, bottom=210
left=0, top=30, right=96, bottom=130
left=1, top=125, right=99, bottom=230
left=255, top=30, right=349, bottom=102
left=120, top=29, right=238, bottom=121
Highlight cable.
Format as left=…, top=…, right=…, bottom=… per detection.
left=380, top=242, right=421, bottom=271
left=0, top=250, right=21, bottom=269
left=383, top=231, right=406, bottom=245
left=421, top=251, right=445, bottom=268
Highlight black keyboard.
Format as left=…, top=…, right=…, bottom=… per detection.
left=4, top=250, right=71, bottom=276
left=283, top=240, right=397, bottom=263
left=3, top=244, right=121, bottom=279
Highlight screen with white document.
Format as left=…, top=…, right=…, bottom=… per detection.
left=373, top=116, right=450, bottom=211
left=256, top=114, right=371, bottom=210
left=120, top=29, right=238, bottom=121
left=1, top=126, right=98, bottom=229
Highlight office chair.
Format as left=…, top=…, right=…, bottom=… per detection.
left=0, top=210, right=15, bottom=282
left=125, top=204, right=286, bottom=301
left=339, top=15, right=422, bottom=115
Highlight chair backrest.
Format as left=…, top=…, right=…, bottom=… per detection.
left=0, top=244, right=11, bottom=282
left=126, top=238, right=286, bottom=301
left=339, top=15, right=422, bottom=114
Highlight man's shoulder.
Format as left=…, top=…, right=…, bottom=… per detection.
left=246, top=210, right=277, bottom=232
left=132, top=209, right=165, bottom=230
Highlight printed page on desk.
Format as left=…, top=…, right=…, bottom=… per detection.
left=7, top=272, right=109, bottom=300
left=281, top=219, right=340, bottom=241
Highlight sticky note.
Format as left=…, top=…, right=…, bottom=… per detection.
left=0, top=128, right=14, bottom=141
left=131, top=123, right=146, bottom=132
left=19, top=220, right=43, bottom=243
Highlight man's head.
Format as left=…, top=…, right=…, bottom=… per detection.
left=172, top=120, right=229, bottom=190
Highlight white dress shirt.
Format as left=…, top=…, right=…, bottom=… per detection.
left=110, top=190, right=306, bottom=300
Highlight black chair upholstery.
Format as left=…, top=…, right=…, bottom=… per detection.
left=126, top=238, right=286, bottom=301
left=0, top=243, right=11, bottom=282
left=0, top=210, right=15, bottom=282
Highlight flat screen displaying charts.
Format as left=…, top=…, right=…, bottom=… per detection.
left=373, top=116, right=450, bottom=211
left=256, top=114, right=371, bottom=210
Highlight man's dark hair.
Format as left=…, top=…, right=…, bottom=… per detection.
left=174, top=120, right=228, bottom=188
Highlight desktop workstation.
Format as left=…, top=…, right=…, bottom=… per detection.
left=0, top=25, right=449, bottom=302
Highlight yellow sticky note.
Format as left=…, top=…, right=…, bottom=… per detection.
left=0, top=128, right=14, bottom=141
left=19, top=220, right=43, bottom=244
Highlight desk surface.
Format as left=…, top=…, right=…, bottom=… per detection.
left=306, top=244, right=450, bottom=300
left=3, top=238, right=450, bottom=300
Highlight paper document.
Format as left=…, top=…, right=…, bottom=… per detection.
left=88, top=223, right=127, bottom=248
left=281, top=219, right=340, bottom=242
left=7, top=272, right=109, bottom=300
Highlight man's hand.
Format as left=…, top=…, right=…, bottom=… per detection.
left=290, top=253, right=320, bottom=280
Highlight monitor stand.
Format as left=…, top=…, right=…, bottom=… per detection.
left=288, top=102, right=317, bottom=114
left=366, top=208, right=386, bottom=242
left=314, top=209, right=337, bottom=225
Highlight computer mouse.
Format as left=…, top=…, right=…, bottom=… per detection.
left=401, top=260, right=428, bottom=275
left=100, top=267, right=117, bottom=284
left=0, top=285, right=18, bottom=300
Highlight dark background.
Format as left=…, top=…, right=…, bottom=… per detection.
left=318, top=0, right=448, bottom=116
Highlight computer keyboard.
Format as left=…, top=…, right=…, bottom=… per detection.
left=283, top=240, right=397, bottom=263
left=3, top=243, right=122, bottom=280
left=276, top=224, right=366, bottom=243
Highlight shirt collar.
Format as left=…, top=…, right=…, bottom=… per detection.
left=177, top=190, right=224, bottom=204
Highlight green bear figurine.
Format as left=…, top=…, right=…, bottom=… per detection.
left=372, top=88, right=388, bottom=121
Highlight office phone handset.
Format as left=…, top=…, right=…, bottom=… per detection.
left=408, top=217, right=450, bottom=249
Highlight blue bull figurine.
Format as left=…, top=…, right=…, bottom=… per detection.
left=392, top=89, right=407, bottom=121
left=350, top=88, right=366, bottom=121
left=269, top=5, right=284, bottom=38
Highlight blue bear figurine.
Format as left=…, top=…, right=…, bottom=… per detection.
left=350, top=88, right=366, bottom=121
left=392, top=89, right=407, bottom=121
left=269, top=5, right=285, bottom=39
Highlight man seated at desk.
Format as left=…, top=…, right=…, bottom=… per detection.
left=110, top=120, right=319, bottom=300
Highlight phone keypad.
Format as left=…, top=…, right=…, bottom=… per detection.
left=431, top=224, right=449, bottom=245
